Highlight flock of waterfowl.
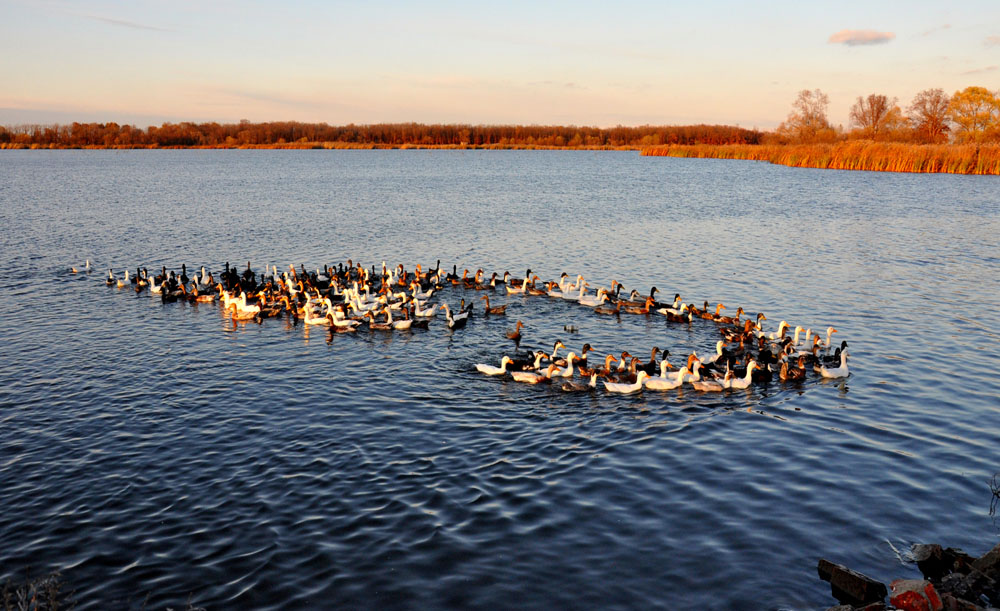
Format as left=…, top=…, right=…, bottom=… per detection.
left=87, top=258, right=850, bottom=396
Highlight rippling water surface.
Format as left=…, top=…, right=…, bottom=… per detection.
left=1, top=150, right=999, bottom=609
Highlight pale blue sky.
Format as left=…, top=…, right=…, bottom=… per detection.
left=2, top=0, right=997, bottom=128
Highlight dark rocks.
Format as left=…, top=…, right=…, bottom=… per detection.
left=818, top=543, right=1000, bottom=610
left=914, top=544, right=948, bottom=581
left=939, top=592, right=987, bottom=611
left=972, top=543, right=1000, bottom=581
left=818, top=558, right=888, bottom=606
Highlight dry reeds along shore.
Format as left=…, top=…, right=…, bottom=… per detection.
left=641, top=142, right=1000, bottom=175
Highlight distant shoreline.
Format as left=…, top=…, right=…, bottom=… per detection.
left=0, top=142, right=639, bottom=151
left=641, top=142, right=1000, bottom=175
left=4, top=141, right=998, bottom=175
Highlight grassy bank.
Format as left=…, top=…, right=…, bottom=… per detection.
left=640, top=142, right=1000, bottom=175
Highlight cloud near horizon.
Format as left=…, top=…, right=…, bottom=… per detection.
left=986, top=35, right=1000, bottom=47
left=918, top=24, right=950, bottom=37
left=85, top=14, right=170, bottom=32
left=960, top=65, right=998, bottom=75
left=828, top=29, right=895, bottom=46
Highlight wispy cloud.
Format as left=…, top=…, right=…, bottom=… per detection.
left=828, top=29, right=895, bottom=46
left=528, top=81, right=585, bottom=90
left=961, top=65, right=998, bottom=75
left=85, top=14, right=170, bottom=32
left=986, top=35, right=1000, bottom=47
left=918, top=24, right=950, bottom=37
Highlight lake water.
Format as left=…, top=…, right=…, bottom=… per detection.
left=1, top=150, right=998, bottom=610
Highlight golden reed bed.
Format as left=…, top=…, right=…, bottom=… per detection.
left=641, top=142, right=1000, bottom=175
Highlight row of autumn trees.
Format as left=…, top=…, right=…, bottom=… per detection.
left=774, top=86, right=1000, bottom=144
left=0, top=122, right=762, bottom=148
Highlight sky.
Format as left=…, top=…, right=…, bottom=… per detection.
left=1, top=0, right=998, bottom=129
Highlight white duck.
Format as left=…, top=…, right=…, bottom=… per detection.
left=656, top=302, right=687, bottom=317
left=476, top=356, right=513, bottom=376
left=766, top=320, right=790, bottom=341
left=700, top=340, right=728, bottom=366
left=579, top=288, right=608, bottom=308
left=645, top=364, right=688, bottom=391
left=512, top=364, right=558, bottom=384
left=411, top=282, right=435, bottom=301
left=820, top=327, right=839, bottom=351
left=236, top=292, right=261, bottom=315
left=816, top=350, right=849, bottom=378
left=550, top=353, right=578, bottom=378
left=691, top=372, right=732, bottom=392
left=562, top=281, right=587, bottom=301
left=728, top=361, right=759, bottom=390
left=604, top=371, right=650, bottom=394
left=303, top=306, right=331, bottom=325
left=413, top=299, right=438, bottom=318
left=384, top=307, right=412, bottom=330
left=561, top=274, right=585, bottom=294
left=330, top=305, right=361, bottom=330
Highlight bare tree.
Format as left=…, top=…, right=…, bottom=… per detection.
left=850, top=94, right=898, bottom=139
left=908, top=88, right=951, bottom=143
left=777, top=89, right=835, bottom=143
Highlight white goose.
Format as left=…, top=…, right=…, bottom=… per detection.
left=476, top=356, right=513, bottom=376
left=604, top=371, right=649, bottom=394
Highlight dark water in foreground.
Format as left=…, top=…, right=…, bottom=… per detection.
left=1, top=150, right=998, bottom=610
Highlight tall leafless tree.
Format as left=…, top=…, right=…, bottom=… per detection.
left=908, top=89, right=951, bottom=143
left=849, top=94, right=897, bottom=139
